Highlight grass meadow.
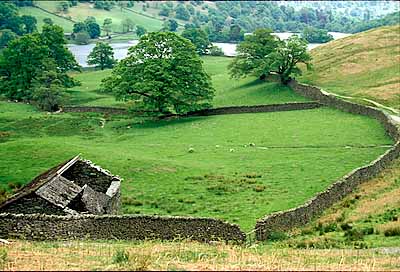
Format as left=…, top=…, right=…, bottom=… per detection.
left=0, top=57, right=393, bottom=231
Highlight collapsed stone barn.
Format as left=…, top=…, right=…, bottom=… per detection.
left=0, top=155, right=121, bottom=215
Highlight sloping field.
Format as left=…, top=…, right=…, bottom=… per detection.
left=19, top=6, right=74, bottom=32
left=300, top=25, right=400, bottom=109
left=31, top=1, right=163, bottom=33
left=273, top=158, right=400, bottom=249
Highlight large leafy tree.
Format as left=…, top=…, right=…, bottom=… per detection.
left=0, top=25, right=80, bottom=101
left=84, top=17, right=101, bottom=39
left=175, top=4, right=190, bottom=21
left=0, top=29, right=17, bottom=48
left=41, top=25, right=80, bottom=86
left=136, top=25, right=147, bottom=37
left=20, top=15, right=37, bottom=33
left=260, top=35, right=312, bottom=83
left=87, top=42, right=115, bottom=70
left=163, top=19, right=178, bottom=32
left=228, top=28, right=279, bottom=80
left=181, top=27, right=211, bottom=55
left=0, top=34, right=49, bottom=100
left=102, top=32, right=215, bottom=115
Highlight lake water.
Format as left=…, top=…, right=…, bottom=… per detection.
left=68, top=32, right=351, bottom=67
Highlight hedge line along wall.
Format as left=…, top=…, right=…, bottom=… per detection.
left=255, top=80, right=400, bottom=240
left=63, top=102, right=321, bottom=117
left=0, top=213, right=245, bottom=243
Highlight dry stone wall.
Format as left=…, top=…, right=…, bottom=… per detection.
left=255, top=79, right=400, bottom=240
left=62, top=102, right=322, bottom=117
left=0, top=213, right=245, bottom=243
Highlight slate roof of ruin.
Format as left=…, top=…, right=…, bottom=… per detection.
left=0, top=157, right=76, bottom=210
left=0, top=155, right=122, bottom=212
left=36, top=176, right=83, bottom=209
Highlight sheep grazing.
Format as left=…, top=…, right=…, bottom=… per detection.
left=249, top=143, right=256, bottom=147
left=188, top=147, right=195, bottom=153
left=229, top=148, right=235, bottom=152
left=215, top=145, right=220, bottom=148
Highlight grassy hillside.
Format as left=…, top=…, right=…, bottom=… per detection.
left=19, top=6, right=74, bottom=32
left=274, top=158, right=400, bottom=249
left=20, top=1, right=164, bottom=33
left=67, top=57, right=309, bottom=108
left=300, top=25, right=400, bottom=110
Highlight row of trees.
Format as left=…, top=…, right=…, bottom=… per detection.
left=71, top=17, right=147, bottom=45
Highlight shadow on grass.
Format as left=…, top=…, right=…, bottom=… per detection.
left=232, top=79, right=283, bottom=92
left=232, top=78, right=267, bottom=91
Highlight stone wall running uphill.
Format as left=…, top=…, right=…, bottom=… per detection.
left=255, top=79, right=400, bottom=241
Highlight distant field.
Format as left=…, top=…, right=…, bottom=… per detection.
left=300, top=25, right=400, bottom=110
left=67, top=56, right=310, bottom=108
left=0, top=101, right=391, bottom=230
left=19, top=6, right=74, bottom=32
left=33, top=1, right=163, bottom=33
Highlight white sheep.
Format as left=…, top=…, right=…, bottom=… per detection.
left=188, top=147, right=195, bottom=153
left=229, top=148, right=235, bottom=152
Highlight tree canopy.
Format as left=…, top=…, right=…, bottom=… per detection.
left=0, top=25, right=80, bottom=103
left=102, top=32, right=215, bottom=115
left=229, top=29, right=312, bottom=83
left=228, top=29, right=279, bottom=79
left=87, top=42, right=115, bottom=70
left=302, top=26, right=333, bottom=43
left=259, top=35, right=312, bottom=83
left=181, top=27, right=211, bottom=55
left=136, top=25, right=147, bottom=37
left=163, top=19, right=178, bottom=32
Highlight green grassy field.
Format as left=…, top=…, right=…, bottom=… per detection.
left=67, top=57, right=310, bottom=108
left=19, top=6, right=74, bottom=32
left=0, top=99, right=392, bottom=230
left=31, top=1, right=164, bottom=33
left=300, top=25, right=400, bottom=110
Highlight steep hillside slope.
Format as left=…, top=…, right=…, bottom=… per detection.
left=300, top=25, right=400, bottom=110
left=282, top=158, right=400, bottom=249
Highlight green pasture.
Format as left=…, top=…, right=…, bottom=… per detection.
left=0, top=100, right=392, bottom=230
